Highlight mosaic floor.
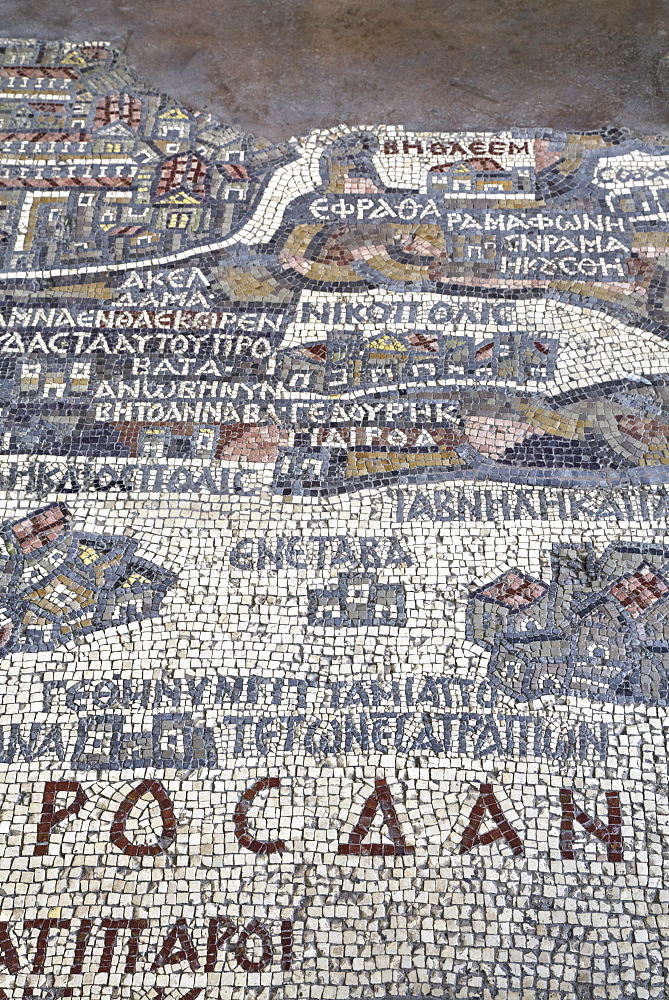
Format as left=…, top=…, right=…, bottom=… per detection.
left=0, top=35, right=668, bottom=1000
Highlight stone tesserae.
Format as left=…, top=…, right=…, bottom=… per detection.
left=0, top=35, right=667, bottom=1000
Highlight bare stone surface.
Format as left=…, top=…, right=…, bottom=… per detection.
left=1, top=0, right=669, bottom=141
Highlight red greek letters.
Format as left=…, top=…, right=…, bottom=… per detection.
left=234, top=776, right=286, bottom=855
left=109, top=778, right=176, bottom=856
left=34, top=780, right=88, bottom=856
left=0, top=923, right=20, bottom=974
left=381, top=139, right=529, bottom=157
left=457, top=784, right=524, bottom=856
left=25, top=776, right=626, bottom=865
left=559, top=788, right=623, bottom=862
left=281, top=919, right=294, bottom=970
left=205, top=916, right=236, bottom=972
left=98, top=919, right=148, bottom=973
left=69, top=919, right=93, bottom=975
left=337, top=778, right=414, bottom=856
left=24, top=919, right=71, bottom=974
left=234, top=917, right=274, bottom=972
left=0, top=915, right=288, bottom=976
left=151, top=918, right=200, bottom=971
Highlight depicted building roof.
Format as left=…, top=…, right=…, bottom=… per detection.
left=154, top=151, right=208, bottom=200
left=0, top=65, right=79, bottom=79
left=0, top=176, right=133, bottom=188
left=93, top=91, right=142, bottom=130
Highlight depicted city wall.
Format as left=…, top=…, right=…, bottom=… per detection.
left=0, top=35, right=666, bottom=1000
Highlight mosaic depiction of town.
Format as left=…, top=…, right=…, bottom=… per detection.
left=0, top=35, right=668, bottom=1000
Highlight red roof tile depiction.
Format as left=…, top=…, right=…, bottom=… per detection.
left=155, top=152, right=207, bottom=198
left=0, top=176, right=132, bottom=188
left=0, top=67, right=78, bottom=78
left=94, top=93, right=142, bottom=130
left=0, top=132, right=89, bottom=142
left=107, top=225, right=148, bottom=236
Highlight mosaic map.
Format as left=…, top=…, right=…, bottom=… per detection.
left=0, top=35, right=667, bottom=1000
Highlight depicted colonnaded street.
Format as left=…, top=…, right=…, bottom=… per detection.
left=0, top=31, right=664, bottom=1000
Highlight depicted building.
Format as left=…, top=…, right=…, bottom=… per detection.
left=468, top=543, right=669, bottom=704
left=0, top=39, right=277, bottom=269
